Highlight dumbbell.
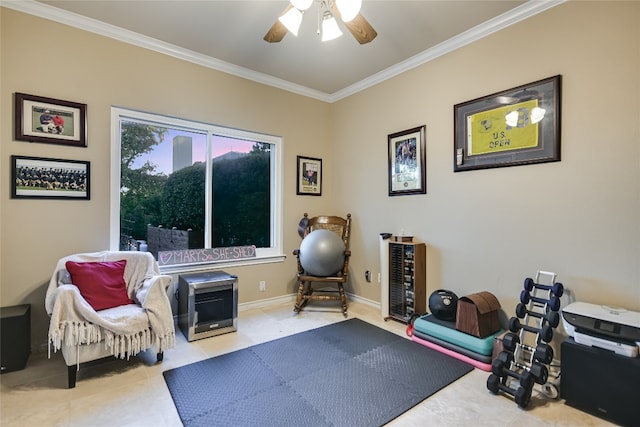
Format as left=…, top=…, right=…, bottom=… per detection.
left=512, top=360, right=549, bottom=385
left=514, top=384, right=532, bottom=408
left=500, top=332, right=520, bottom=352
left=524, top=342, right=554, bottom=365
left=500, top=332, right=554, bottom=364
left=524, top=278, right=564, bottom=297
left=509, top=316, right=554, bottom=343
left=486, top=374, right=532, bottom=408
left=520, top=290, right=561, bottom=312
left=491, top=351, right=534, bottom=390
left=492, top=349, right=513, bottom=368
left=515, top=303, right=560, bottom=328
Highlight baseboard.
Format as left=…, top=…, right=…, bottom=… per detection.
left=347, top=293, right=380, bottom=310
left=238, top=294, right=297, bottom=311
left=238, top=292, right=381, bottom=312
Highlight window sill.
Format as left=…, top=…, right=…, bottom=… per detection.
left=159, top=253, right=286, bottom=275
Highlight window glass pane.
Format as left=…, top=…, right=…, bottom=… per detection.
left=211, top=137, right=271, bottom=248
left=119, top=120, right=206, bottom=255
left=157, top=129, right=207, bottom=253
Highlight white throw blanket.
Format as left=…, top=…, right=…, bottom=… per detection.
left=46, top=251, right=175, bottom=360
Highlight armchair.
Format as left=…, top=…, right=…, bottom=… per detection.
left=46, top=251, right=175, bottom=388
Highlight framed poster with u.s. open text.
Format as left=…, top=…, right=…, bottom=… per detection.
left=454, top=75, right=561, bottom=172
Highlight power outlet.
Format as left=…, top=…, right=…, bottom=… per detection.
left=259, top=280, right=266, bottom=292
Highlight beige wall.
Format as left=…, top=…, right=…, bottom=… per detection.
left=2, top=2, right=639, bottom=350
left=332, top=1, right=640, bottom=316
left=0, top=9, right=334, bottom=347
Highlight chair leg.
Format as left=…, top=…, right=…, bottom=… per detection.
left=67, top=365, right=77, bottom=389
left=294, top=280, right=305, bottom=313
left=339, top=283, right=348, bottom=316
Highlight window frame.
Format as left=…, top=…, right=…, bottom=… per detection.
left=110, top=107, right=285, bottom=273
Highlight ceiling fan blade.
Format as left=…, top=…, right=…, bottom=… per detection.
left=264, top=4, right=293, bottom=43
left=330, top=3, right=377, bottom=44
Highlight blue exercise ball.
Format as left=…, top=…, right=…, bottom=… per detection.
left=299, top=229, right=345, bottom=276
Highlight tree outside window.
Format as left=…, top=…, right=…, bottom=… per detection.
left=117, top=116, right=275, bottom=260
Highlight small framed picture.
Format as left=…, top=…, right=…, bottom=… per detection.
left=388, top=125, right=427, bottom=196
left=11, top=155, right=90, bottom=200
left=296, top=155, right=322, bottom=196
left=14, top=92, right=87, bottom=147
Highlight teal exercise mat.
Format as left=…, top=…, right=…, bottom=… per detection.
left=413, top=314, right=502, bottom=356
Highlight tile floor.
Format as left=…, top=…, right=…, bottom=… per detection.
left=1, top=299, right=616, bottom=427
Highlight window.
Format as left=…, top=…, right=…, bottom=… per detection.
left=110, top=108, right=284, bottom=269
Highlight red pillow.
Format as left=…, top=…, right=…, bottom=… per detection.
left=65, top=260, right=134, bottom=311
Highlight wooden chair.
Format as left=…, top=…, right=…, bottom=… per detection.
left=293, top=213, right=352, bottom=316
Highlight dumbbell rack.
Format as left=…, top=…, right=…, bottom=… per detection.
left=487, top=271, right=563, bottom=408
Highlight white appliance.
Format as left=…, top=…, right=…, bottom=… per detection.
left=562, top=301, right=640, bottom=357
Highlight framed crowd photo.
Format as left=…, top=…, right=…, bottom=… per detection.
left=388, top=125, right=426, bottom=196
left=454, top=75, right=561, bottom=172
left=11, top=155, right=90, bottom=200
left=296, top=155, right=322, bottom=196
left=14, top=92, right=87, bottom=147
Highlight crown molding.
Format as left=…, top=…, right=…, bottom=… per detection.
left=1, top=0, right=334, bottom=102
left=3, top=0, right=564, bottom=104
left=330, top=0, right=566, bottom=102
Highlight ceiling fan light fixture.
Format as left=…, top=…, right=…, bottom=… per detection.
left=264, top=0, right=375, bottom=44
left=290, top=0, right=313, bottom=11
left=321, top=11, right=343, bottom=41
left=335, top=0, right=362, bottom=22
left=278, top=7, right=303, bottom=36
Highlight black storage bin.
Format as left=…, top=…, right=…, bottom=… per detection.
left=1, top=304, right=31, bottom=373
left=561, top=337, right=640, bottom=426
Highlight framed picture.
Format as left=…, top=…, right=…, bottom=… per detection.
left=388, top=125, right=426, bottom=196
left=11, top=155, right=90, bottom=200
left=454, top=75, right=561, bottom=172
left=296, top=156, right=322, bottom=196
left=14, top=92, right=87, bottom=147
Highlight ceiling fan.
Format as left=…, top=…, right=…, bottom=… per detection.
left=264, top=0, right=377, bottom=44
